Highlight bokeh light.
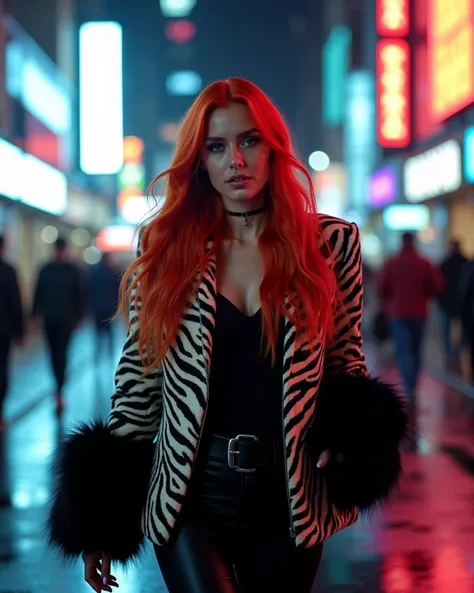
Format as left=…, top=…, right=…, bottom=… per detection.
left=309, top=151, right=330, bottom=172
left=40, top=225, right=58, bottom=244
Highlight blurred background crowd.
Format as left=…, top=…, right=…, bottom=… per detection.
left=0, top=0, right=473, bottom=592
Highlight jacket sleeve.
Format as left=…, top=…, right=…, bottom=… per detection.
left=107, top=237, right=164, bottom=441
left=324, top=222, right=368, bottom=377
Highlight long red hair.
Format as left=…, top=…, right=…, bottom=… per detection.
left=120, top=77, right=338, bottom=371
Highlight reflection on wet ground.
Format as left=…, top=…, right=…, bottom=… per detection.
left=0, top=327, right=472, bottom=592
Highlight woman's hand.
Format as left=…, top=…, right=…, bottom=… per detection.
left=317, top=450, right=344, bottom=468
left=83, top=551, right=119, bottom=592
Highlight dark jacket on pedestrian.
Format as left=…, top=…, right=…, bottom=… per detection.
left=86, top=261, right=122, bottom=322
left=33, top=261, right=86, bottom=326
left=0, top=259, right=24, bottom=340
left=376, top=246, right=445, bottom=319
left=438, top=252, right=468, bottom=315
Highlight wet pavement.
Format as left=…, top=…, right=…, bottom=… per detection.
left=0, top=324, right=473, bottom=593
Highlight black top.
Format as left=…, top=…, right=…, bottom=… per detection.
left=204, top=293, right=285, bottom=439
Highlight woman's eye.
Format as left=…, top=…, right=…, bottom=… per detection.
left=208, top=143, right=224, bottom=152
left=242, top=136, right=260, bottom=147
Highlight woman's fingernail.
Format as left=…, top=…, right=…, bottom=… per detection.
left=103, top=577, right=108, bottom=585
left=317, top=460, right=324, bottom=468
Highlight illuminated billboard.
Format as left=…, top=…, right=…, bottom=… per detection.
left=22, top=154, right=67, bottom=215
left=79, top=22, right=123, bottom=175
left=383, top=204, right=429, bottom=230
left=376, top=0, right=410, bottom=37
left=428, top=0, right=474, bottom=122
left=0, top=139, right=67, bottom=214
left=376, top=39, right=411, bottom=148
left=403, top=139, right=462, bottom=202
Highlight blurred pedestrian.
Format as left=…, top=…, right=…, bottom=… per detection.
left=376, top=232, right=444, bottom=406
left=0, top=235, right=24, bottom=430
left=32, top=237, right=86, bottom=415
left=458, top=260, right=474, bottom=384
left=437, top=240, right=468, bottom=368
left=48, top=78, right=407, bottom=593
left=86, top=252, right=121, bottom=357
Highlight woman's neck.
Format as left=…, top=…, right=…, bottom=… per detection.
left=222, top=191, right=268, bottom=242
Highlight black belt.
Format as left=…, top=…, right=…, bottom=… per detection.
left=206, top=434, right=276, bottom=473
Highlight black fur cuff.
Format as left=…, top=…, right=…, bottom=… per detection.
left=313, top=372, right=410, bottom=512
left=45, top=420, right=154, bottom=564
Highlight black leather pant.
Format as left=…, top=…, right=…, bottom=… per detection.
left=155, top=436, right=323, bottom=592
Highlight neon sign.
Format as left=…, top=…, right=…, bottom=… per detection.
left=403, top=139, right=462, bottom=202
left=428, top=0, right=474, bottom=122
left=376, top=39, right=411, bottom=148
left=376, top=0, right=410, bottom=37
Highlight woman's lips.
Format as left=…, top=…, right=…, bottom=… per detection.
left=227, top=176, right=251, bottom=188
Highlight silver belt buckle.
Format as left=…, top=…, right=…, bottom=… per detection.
left=227, top=434, right=259, bottom=473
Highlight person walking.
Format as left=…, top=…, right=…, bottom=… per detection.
left=376, top=232, right=444, bottom=405
left=0, top=235, right=24, bottom=430
left=437, top=240, right=468, bottom=369
left=86, top=252, right=121, bottom=357
left=32, top=237, right=86, bottom=414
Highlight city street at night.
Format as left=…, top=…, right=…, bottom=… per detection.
left=1, top=0, right=474, bottom=591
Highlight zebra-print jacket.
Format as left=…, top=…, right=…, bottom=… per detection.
left=108, top=214, right=368, bottom=548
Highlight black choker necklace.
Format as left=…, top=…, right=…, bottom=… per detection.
left=226, top=206, right=266, bottom=227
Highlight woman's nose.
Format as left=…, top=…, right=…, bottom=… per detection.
left=229, top=147, right=244, bottom=168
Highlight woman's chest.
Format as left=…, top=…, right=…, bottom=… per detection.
left=216, top=243, right=264, bottom=317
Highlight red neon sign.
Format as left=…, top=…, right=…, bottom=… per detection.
left=376, top=0, right=410, bottom=37
left=428, top=0, right=474, bottom=122
left=376, top=39, right=411, bottom=148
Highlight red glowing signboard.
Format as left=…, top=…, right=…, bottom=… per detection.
left=376, top=39, right=411, bottom=148
left=428, top=0, right=474, bottom=122
left=376, top=0, right=410, bottom=37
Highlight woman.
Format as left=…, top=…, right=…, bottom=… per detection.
left=47, top=78, right=407, bottom=592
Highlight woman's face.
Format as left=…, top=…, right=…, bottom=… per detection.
left=200, top=102, right=271, bottom=207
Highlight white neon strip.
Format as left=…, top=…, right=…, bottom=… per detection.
left=79, top=22, right=123, bottom=175
left=21, top=154, right=67, bottom=215
left=0, top=139, right=23, bottom=199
